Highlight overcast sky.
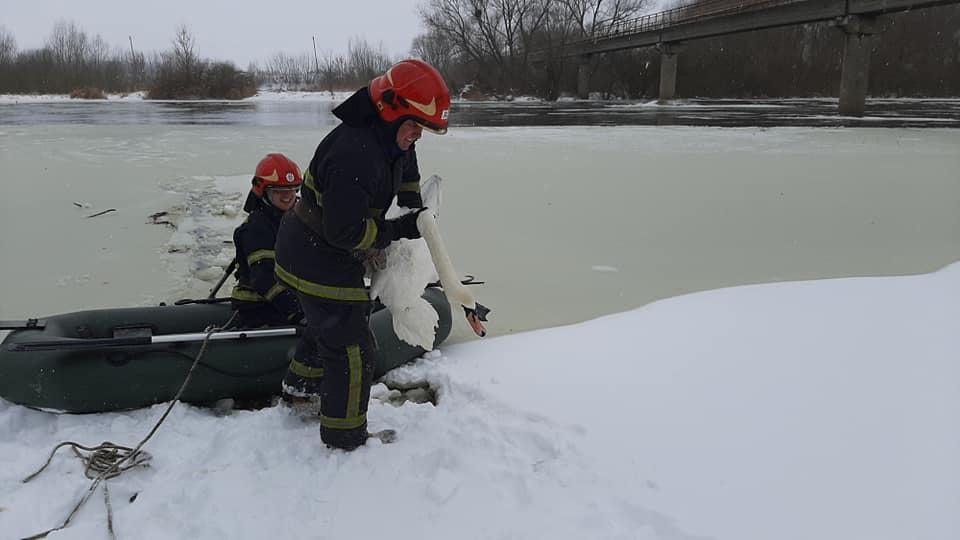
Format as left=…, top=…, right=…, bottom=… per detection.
left=1, top=0, right=428, bottom=67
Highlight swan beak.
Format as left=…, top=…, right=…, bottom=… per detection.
left=463, top=303, right=490, bottom=337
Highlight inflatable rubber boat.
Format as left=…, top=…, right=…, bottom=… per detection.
left=0, top=288, right=451, bottom=413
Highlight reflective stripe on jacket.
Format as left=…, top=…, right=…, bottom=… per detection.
left=274, top=87, right=423, bottom=301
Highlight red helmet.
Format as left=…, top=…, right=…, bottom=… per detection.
left=252, top=153, right=302, bottom=197
left=369, top=59, right=451, bottom=134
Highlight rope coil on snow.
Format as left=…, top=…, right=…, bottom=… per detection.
left=22, top=441, right=152, bottom=483
left=20, top=312, right=239, bottom=540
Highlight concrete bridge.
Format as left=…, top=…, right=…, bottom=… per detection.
left=542, top=0, right=959, bottom=116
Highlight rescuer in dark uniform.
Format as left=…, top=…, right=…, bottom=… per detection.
left=231, top=153, right=304, bottom=329
left=274, top=59, right=450, bottom=450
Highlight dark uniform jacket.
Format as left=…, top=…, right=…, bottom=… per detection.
left=275, top=88, right=423, bottom=302
left=231, top=192, right=302, bottom=325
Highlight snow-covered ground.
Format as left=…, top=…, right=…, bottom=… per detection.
left=245, top=89, right=355, bottom=102
left=1, top=261, right=958, bottom=539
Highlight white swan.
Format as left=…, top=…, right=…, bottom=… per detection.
left=371, top=175, right=488, bottom=350
left=369, top=175, right=443, bottom=350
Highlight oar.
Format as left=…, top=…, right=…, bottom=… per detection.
left=0, top=319, right=47, bottom=331
left=208, top=258, right=238, bottom=299
left=6, top=327, right=299, bottom=353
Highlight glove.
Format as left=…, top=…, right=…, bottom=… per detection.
left=393, top=207, right=428, bottom=240
left=353, top=248, right=386, bottom=275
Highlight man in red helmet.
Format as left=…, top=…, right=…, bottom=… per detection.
left=274, top=59, right=450, bottom=450
left=230, top=153, right=304, bottom=329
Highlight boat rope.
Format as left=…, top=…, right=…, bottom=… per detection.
left=20, top=311, right=239, bottom=540
left=22, top=441, right=152, bottom=484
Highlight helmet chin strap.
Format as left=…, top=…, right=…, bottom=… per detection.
left=262, top=190, right=280, bottom=210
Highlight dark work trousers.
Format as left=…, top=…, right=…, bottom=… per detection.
left=290, top=292, right=375, bottom=450
left=282, top=329, right=323, bottom=397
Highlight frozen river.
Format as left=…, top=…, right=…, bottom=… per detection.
left=1, top=100, right=958, bottom=343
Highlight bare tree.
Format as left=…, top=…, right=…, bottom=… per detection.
left=172, top=24, right=198, bottom=82
left=319, top=50, right=349, bottom=92
left=47, top=20, right=90, bottom=67
left=420, top=0, right=554, bottom=92
left=560, top=0, right=646, bottom=35
left=262, top=51, right=315, bottom=87
left=249, top=37, right=393, bottom=92
left=347, top=37, right=392, bottom=83
left=411, top=30, right=456, bottom=75
left=47, top=20, right=70, bottom=65
left=0, top=25, right=15, bottom=65
left=88, top=35, right=109, bottom=68
left=266, top=52, right=295, bottom=84
left=556, top=1, right=647, bottom=95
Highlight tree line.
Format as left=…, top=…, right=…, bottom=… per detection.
left=253, top=38, right=395, bottom=93
left=0, top=20, right=144, bottom=95
left=0, top=21, right=253, bottom=99
left=0, top=21, right=399, bottom=99
left=1, top=4, right=958, bottom=100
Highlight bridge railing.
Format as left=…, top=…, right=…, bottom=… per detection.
left=587, top=0, right=807, bottom=43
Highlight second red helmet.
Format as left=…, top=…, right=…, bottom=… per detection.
left=369, top=59, right=451, bottom=134
left=252, top=153, right=302, bottom=197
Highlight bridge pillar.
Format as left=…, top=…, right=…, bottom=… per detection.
left=657, top=42, right=684, bottom=102
left=577, top=55, right=592, bottom=99
left=836, top=15, right=883, bottom=117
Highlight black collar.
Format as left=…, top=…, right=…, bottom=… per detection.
left=243, top=191, right=286, bottom=222
left=334, top=87, right=410, bottom=160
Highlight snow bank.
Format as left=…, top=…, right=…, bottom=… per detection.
left=0, top=92, right=148, bottom=103
left=2, top=262, right=957, bottom=540
left=245, top=89, right=355, bottom=102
